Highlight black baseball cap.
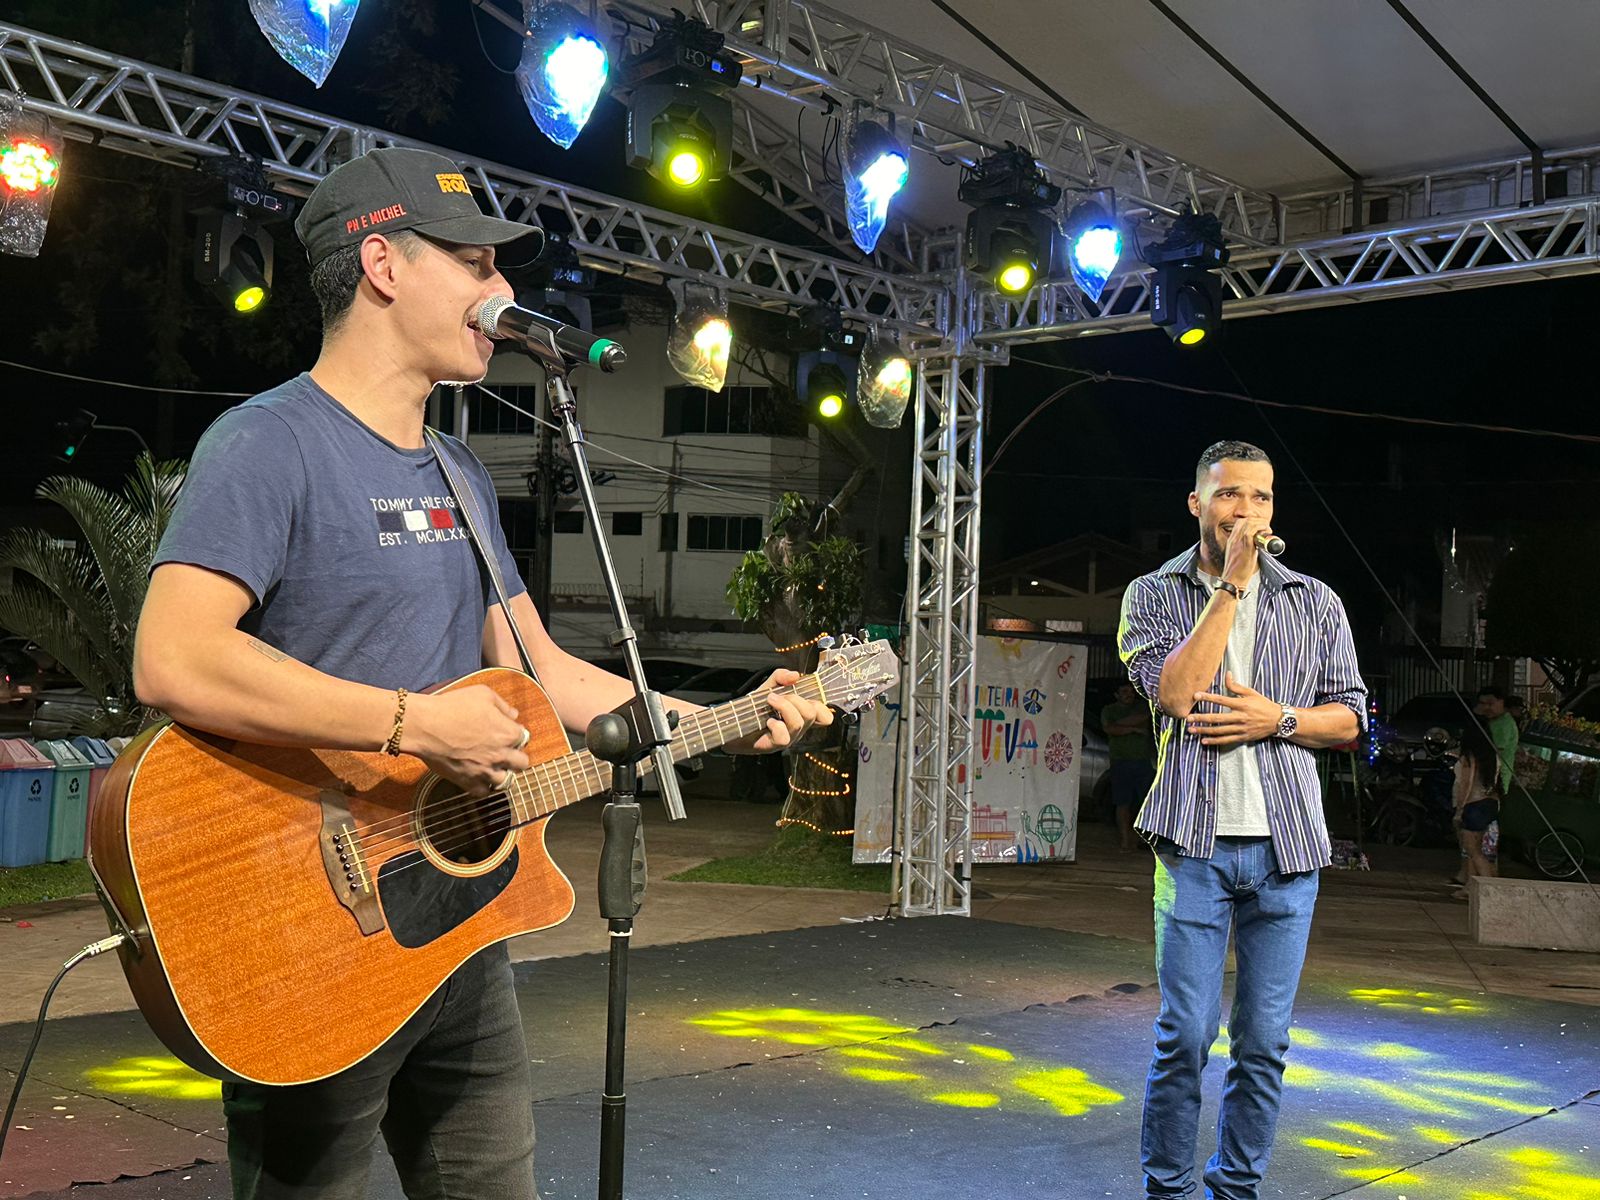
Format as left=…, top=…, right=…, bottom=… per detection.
left=294, top=146, right=545, bottom=267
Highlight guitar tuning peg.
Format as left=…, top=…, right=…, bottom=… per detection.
left=817, top=634, right=837, bottom=650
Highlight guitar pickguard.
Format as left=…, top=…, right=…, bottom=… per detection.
left=376, top=848, right=520, bottom=949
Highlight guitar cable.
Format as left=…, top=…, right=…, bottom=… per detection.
left=0, top=933, right=129, bottom=1165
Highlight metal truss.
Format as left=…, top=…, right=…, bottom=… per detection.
left=630, top=0, right=1281, bottom=246
left=0, top=21, right=944, bottom=329
left=1282, top=139, right=1600, bottom=240
left=898, top=332, right=985, bottom=916
left=978, top=199, right=1600, bottom=344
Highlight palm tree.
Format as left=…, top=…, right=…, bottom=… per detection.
left=0, top=454, right=186, bottom=736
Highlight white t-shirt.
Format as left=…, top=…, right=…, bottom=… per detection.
left=1198, top=570, right=1271, bottom=836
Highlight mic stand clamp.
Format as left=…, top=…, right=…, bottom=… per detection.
left=522, top=325, right=685, bottom=1200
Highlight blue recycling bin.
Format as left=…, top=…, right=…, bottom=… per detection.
left=35, top=739, right=94, bottom=862
left=70, top=735, right=117, bottom=817
left=0, top=738, right=55, bottom=868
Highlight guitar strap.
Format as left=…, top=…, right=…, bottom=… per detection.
left=425, top=427, right=542, bottom=686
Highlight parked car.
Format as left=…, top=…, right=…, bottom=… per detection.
left=670, top=665, right=773, bottom=710
left=1383, top=691, right=1474, bottom=751
left=582, top=657, right=711, bottom=696
left=0, top=643, right=42, bottom=709
left=0, top=636, right=78, bottom=691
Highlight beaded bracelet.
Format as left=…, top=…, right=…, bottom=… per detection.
left=382, top=687, right=407, bottom=756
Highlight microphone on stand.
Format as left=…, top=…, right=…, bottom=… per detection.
left=472, top=297, right=628, bottom=373
left=1255, top=531, right=1286, bottom=557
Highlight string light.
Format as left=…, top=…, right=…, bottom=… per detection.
left=785, top=777, right=851, bottom=798
left=772, top=632, right=830, bottom=654
left=777, top=817, right=855, bottom=837
left=804, top=752, right=848, bottom=776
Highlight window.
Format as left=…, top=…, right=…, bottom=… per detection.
left=612, top=512, right=643, bottom=536
left=687, top=514, right=763, bottom=552
left=467, top=384, right=540, bottom=435
left=663, top=385, right=806, bottom=437
left=498, top=499, right=538, bottom=552
left=553, top=511, right=584, bottom=534
left=659, top=512, right=680, bottom=551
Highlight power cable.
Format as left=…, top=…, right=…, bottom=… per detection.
left=0, top=357, right=253, bottom=398
left=1007, top=356, right=1600, bottom=447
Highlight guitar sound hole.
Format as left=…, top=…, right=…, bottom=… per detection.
left=417, top=778, right=513, bottom=867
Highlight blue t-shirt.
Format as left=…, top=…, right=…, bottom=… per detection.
left=153, top=373, right=525, bottom=691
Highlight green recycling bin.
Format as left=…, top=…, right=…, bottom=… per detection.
left=35, top=738, right=94, bottom=862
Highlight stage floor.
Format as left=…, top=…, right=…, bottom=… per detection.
left=2, top=918, right=1596, bottom=1199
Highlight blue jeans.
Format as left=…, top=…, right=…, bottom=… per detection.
left=1141, top=836, right=1318, bottom=1200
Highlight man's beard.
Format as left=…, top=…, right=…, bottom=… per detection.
left=1200, top=524, right=1226, bottom=571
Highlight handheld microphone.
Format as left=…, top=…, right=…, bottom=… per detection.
left=472, top=297, right=628, bottom=373
left=1255, top=531, right=1286, bottom=557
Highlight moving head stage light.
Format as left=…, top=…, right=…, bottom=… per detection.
left=961, top=147, right=1061, bottom=296
left=1147, top=205, right=1229, bottom=347
left=620, top=14, right=742, bottom=188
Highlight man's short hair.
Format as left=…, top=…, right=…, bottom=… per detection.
left=1195, top=440, right=1271, bottom=484
left=309, top=228, right=427, bottom=335
left=1506, top=694, right=1526, bottom=711
left=1477, top=684, right=1507, bottom=702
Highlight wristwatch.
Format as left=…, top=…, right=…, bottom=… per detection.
left=1215, top=579, right=1248, bottom=600
left=1276, top=706, right=1299, bottom=739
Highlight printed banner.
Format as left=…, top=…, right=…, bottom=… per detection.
left=852, top=637, right=1086, bottom=865
left=971, top=636, right=1085, bottom=863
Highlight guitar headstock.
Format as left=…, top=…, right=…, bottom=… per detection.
left=816, top=638, right=899, bottom=713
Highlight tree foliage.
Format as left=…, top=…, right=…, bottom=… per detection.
left=727, top=491, right=866, bottom=830
left=1486, top=523, right=1600, bottom=699
left=0, top=454, right=186, bottom=735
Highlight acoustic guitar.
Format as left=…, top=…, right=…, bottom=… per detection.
left=87, top=640, right=897, bottom=1085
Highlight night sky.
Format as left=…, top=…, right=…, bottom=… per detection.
left=4, top=2, right=1599, bottom=648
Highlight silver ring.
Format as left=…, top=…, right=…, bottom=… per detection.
left=516, top=727, right=530, bottom=750
left=500, top=769, right=515, bottom=792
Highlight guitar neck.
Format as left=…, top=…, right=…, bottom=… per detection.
left=503, top=675, right=828, bottom=824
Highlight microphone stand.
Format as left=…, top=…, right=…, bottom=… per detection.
left=519, top=326, right=685, bottom=1200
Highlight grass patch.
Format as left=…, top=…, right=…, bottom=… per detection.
left=668, top=824, right=891, bottom=892
left=0, top=859, right=95, bottom=910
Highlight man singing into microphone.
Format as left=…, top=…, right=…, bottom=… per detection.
left=1117, top=440, right=1367, bottom=1200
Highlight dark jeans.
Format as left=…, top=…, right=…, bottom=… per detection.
left=1142, top=836, right=1318, bottom=1200
left=222, top=944, right=537, bottom=1199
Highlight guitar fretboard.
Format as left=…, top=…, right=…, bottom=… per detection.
left=501, top=673, right=833, bottom=825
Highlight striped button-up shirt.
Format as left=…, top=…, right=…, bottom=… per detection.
left=1117, top=545, right=1368, bottom=873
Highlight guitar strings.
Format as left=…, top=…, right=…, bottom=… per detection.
left=351, top=679, right=844, bottom=882
left=351, top=688, right=784, bottom=862
left=346, top=680, right=837, bottom=870
left=345, top=658, right=871, bottom=870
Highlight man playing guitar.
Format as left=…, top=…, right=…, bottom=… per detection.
left=133, top=146, right=831, bottom=1199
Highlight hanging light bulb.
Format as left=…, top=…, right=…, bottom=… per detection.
left=857, top=327, right=912, bottom=429
left=844, top=116, right=908, bottom=255
left=517, top=4, right=610, bottom=150
left=248, top=0, right=363, bottom=87
left=667, top=282, right=732, bottom=392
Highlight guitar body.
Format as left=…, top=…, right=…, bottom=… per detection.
left=89, top=668, right=576, bottom=1086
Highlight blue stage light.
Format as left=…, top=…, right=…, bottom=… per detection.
left=1064, top=195, right=1121, bottom=302
left=247, top=0, right=361, bottom=87
left=517, top=6, right=610, bottom=149
left=845, top=119, right=908, bottom=255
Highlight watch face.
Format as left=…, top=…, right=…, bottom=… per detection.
left=1280, top=711, right=1298, bottom=737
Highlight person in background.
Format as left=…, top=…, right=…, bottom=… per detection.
left=1452, top=722, right=1500, bottom=898
left=1475, top=685, right=1519, bottom=793
left=1505, top=693, right=1528, bottom=733
left=1103, top=680, right=1157, bottom=852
